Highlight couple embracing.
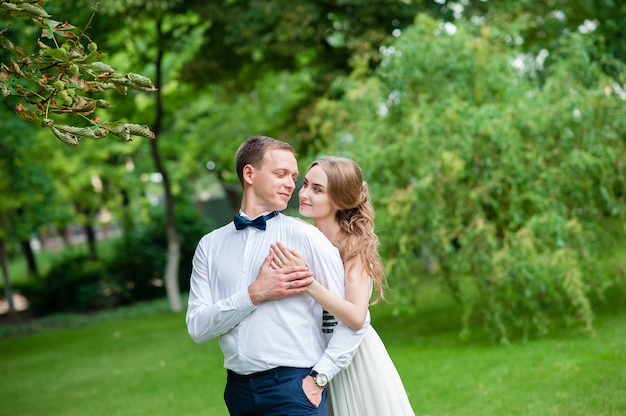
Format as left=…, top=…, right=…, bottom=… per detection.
left=186, top=135, right=414, bottom=416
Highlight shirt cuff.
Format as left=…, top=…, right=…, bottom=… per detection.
left=312, top=356, right=340, bottom=381
left=237, top=288, right=257, bottom=313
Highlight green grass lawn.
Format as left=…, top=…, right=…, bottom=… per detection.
left=0, top=302, right=228, bottom=416
left=1, top=283, right=625, bottom=416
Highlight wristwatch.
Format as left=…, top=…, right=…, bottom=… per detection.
left=309, top=370, right=328, bottom=388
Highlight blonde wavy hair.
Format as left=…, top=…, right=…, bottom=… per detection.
left=308, top=156, right=385, bottom=303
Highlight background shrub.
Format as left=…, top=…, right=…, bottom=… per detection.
left=20, top=254, right=125, bottom=316
left=106, top=205, right=210, bottom=303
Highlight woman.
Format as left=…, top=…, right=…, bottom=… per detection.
left=270, top=156, right=415, bottom=416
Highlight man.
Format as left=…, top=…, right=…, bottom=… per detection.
left=186, top=135, right=369, bottom=415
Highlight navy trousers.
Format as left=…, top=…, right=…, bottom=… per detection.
left=224, top=367, right=328, bottom=416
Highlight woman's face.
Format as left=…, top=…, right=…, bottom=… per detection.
left=298, top=164, right=336, bottom=221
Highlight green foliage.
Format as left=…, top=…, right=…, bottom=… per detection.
left=0, top=0, right=156, bottom=144
left=457, top=0, right=626, bottom=69
left=174, top=69, right=320, bottom=186
left=107, top=204, right=209, bottom=301
left=181, top=0, right=421, bottom=86
left=19, top=253, right=126, bottom=315
left=0, top=107, right=58, bottom=238
left=15, top=203, right=209, bottom=316
left=311, top=14, right=626, bottom=342
left=3, top=0, right=626, bottom=341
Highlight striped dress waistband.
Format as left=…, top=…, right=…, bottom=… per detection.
left=322, top=310, right=337, bottom=334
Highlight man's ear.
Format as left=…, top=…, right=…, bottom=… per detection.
left=242, top=164, right=254, bottom=185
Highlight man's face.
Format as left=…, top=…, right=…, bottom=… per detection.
left=250, top=148, right=298, bottom=212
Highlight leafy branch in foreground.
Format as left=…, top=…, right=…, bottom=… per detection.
left=0, top=0, right=156, bottom=145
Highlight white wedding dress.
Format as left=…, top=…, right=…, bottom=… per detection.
left=327, top=324, right=415, bottom=416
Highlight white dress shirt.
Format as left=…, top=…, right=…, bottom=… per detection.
left=186, top=212, right=369, bottom=380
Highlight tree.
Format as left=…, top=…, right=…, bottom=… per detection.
left=0, top=90, right=65, bottom=316
left=0, top=0, right=163, bottom=315
left=72, top=0, right=211, bottom=312
left=310, top=13, right=626, bottom=342
left=173, top=0, right=426, bottom=158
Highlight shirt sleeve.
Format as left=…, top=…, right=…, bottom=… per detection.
left=314, top=311, right=370, bottom=380
left=303, top=228, right=370, bottom=380
left=185, top=234, right=257, bottom=344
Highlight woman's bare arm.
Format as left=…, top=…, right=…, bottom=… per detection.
left=271, top=242, right=370, bottom=331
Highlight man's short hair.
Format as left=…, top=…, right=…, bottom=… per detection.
left=236, top=135, right=295, bottom=186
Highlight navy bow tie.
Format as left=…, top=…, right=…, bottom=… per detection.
left=233, top=211, right=278, bottom=230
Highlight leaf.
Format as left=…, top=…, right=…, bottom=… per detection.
left=110, top=76, right=133, bottom=87
left=37, top=73, right=55, bottom=89
left=54, top=124, right=108, bottom=139
left=1, top=38, right=15, bottom=51
left=50, top=126, right=79, bottom=146
left=21, top=2, right=51, bottom=19
left=0, top=83, right=11, bottom=97
left=45, top=19, right=62, bottom=38
left=0, top=1, right=50, bottom=20
left=40, top=48, right=69, bottom=60
left=42, top=21, right=76, bottom=39
left=95, top=99, right=112, bottom=109
left=126, top=73, right=157, bottom=90
left=127, top=124, right=156, bottom=139
left=82, top=50, right=107, bottom=64
left=80, top=81, right=111, bottom=93
left=106, top=123, right=155, bottom=141
left=49, top=97, right=98, bottom=115
left=106, top=124, right=131, bottom=142
left=84, top=61, right=116, bottom=75
left=54, top=22, right=77, bottom=34
left=36, top=39, right=51, bottom=51
left=15, top=103, right=42, bottom=123
left=10, top=60, right=26, bottom=77
left=111, top=75, right=157, bottom=92
left=66, top=97, right=97, bottom=114
left=112, top=84, right=128, bottom=95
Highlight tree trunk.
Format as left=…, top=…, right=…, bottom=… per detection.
left=222, top=183, right=243, bottom=216
left=73, top=201, right=98, bottom=260
left=84, top=221, right=98, bottom=260
left=59, top=226, right=71, bottom=247
left=0, top=237, right=17, bottom=316
left=20, top=239, right=39, bottom=278
left=150, top=17, right=181, bottom=312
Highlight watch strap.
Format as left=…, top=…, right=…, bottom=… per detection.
left=308, top=370, right=327, bottom=388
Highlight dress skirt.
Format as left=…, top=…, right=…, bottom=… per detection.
left=328, top=325, right=415, bottom=416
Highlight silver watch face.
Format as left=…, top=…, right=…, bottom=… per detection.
left=316, top=373, right=328, bottom=387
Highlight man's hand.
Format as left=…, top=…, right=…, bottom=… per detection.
left=248, top=252, right=314, bottom=305
left=302, top=375, right=324, bottom=408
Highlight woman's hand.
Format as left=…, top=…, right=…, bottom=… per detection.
left=270, top=242, right=307, bottom=269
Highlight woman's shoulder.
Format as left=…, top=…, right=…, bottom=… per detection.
left=278, top=214, right=337, bottom=251
left=280, top=214, right=314, bottom=227
left=279, top=214, right=319, bottom=234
